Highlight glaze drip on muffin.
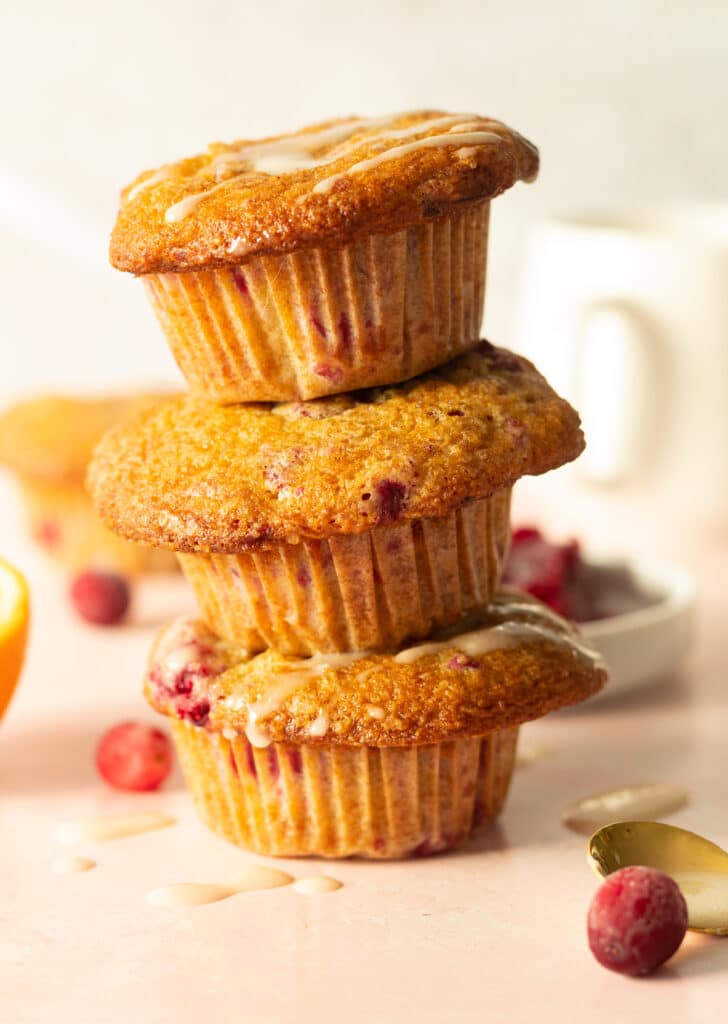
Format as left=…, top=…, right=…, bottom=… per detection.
left=145, top=594, right=605, bottom=748
left=111, top=110, right=538, bottom=273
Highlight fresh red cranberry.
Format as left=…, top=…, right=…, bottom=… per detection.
left=503, top=527, right=580, bottom=614
left=96, top=721, right=172, bottom=792
left=70, top=570, right=130, bottom=625
left=587, top=867, right=688, bottom=976
left=511, top=526, right=542, bottom=544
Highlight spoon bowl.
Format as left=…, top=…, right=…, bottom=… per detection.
left=588, top=820, right=728, bottom=934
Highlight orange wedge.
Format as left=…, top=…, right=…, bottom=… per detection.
left=0, top=557, right=29, bottom=720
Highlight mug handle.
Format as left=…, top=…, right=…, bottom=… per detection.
left=572, top=300, right=661, bottom=485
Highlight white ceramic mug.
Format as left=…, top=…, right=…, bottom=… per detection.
left=513, top=206, right=728, bottom=532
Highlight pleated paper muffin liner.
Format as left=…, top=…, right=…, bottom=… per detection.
left=143, top=201, right=489, bottom=403
left=177, top=489, right=511, bottom=656
left=171, top=718, right=519, bottom=859
left=20, top=479, right=177, bottom=575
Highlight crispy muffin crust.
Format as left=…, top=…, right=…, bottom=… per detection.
left=0, top=394, right=173, bottom=485
left=145, top=595, right=605, bottom=746
left=111, top=110, right=538, bottom=274
left=88, top=342, right=584, bottom=552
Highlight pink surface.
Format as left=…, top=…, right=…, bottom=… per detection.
left=1, top=476, right=727, bottom=1022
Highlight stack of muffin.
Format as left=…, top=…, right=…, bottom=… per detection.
left=90, top=111, right=605, bottom=859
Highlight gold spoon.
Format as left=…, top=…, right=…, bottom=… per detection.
left=588, top=820, right=728, bottom=935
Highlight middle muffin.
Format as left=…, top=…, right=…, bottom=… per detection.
left=88, top=341, right=584, bottom=656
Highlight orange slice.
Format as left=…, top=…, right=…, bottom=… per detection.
left=0, top=557, right=29, bottom=720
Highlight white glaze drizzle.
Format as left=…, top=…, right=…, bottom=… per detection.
left=162, top=112, right=501, bottom=222
left=354, top=114, right=479, bottom=146
left=244, top=651, right=369, bottom=748
left=292, top=876, right=343, bottom=895
left=126, top=167, right=171, bottom=203
left=393, top=623, right=518, bottom=664
left=395, top=604, right=601, bottom=666
left=147, top=884, right=239, bottom=907
left=51, top=855, right=96, bottom=874
left=147, top=865, right=293, bottom=907
left=313, top=130, right=503, bottom=194
left=210, top=114, right=399, bottom=175
left=164, top=114, right=400, bottom=222
left=54, top=811, right=176, bottom=845
left=309, top=711, right=329, bottom=738
left=240, top=603, right=600, bottom=746
left=165, top=178, right=236, bottom=223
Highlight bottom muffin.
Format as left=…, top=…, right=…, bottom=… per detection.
left=145, top=594, right=606, bottom=859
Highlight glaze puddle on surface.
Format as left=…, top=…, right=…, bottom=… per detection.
left=51, top=855, right=96, bottom=874
left=293, top=876, right=343, bottom=895
left=55, top=811, right=176, bottom=845
left=562, top=783, right=689, bottom=835
left=147, top=865, right=294, bottom=907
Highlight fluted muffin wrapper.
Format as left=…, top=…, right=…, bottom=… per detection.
left=177, top=490, right=511, bottom=656
left=143, top=201, right=490, bottom=403
left=20, top=479, right=177, bottom=575
left=170, top=719, right=519, bottom=859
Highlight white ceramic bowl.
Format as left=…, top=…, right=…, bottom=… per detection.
left=581, top=559, right=696, bottom=702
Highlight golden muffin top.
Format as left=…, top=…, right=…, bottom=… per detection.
left=145, top=593, right=606, bottom=746
left=0, top=394, right=172, bottom=485
left=110, top=110, right=538, bottom=274
left=88, top=343, right=583, bottom=553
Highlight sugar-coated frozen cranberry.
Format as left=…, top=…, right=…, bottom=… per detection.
left=96, top=721, right=173, bottom=791
left=70, top=570, right=130, bottom=625
left=587, top=866, right=688, bottom=976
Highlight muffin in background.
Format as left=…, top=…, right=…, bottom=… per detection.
left=88, top=343, right=584, bottom=656
left=0, top=395, right=178, bottom=574
left=145, top=595, right=605, bottom=859
left=111, top=110, right=538, bottom=402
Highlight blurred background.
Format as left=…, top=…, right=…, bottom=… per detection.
left=2, top=0, right=727, bottom=557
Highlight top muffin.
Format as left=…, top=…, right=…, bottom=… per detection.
left=111, top=110, right=538, bottom=273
